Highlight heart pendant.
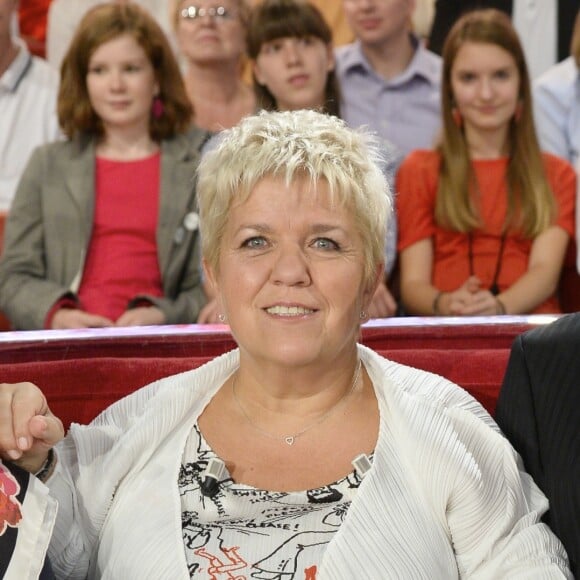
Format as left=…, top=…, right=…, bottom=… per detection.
left=284, top=436, right=295, bottom=446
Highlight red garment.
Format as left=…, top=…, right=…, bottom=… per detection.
left=397, top=150, right=576, bottom=314
left=78, top=153, right=164, bottom=321
left=18, top=0, right=51, bottom=56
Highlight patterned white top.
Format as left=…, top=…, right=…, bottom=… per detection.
left=180, top=425, right=367, bottom=579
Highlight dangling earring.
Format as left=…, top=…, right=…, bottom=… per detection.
left=359, top=310, right=367, bottom=320
left=217, top=313, right=226, bottom=323
left=452, top=107, right=463, bottom=128
left=513, top=101, right=523, bottom=123
left=152, top=96, right=164, bottom=119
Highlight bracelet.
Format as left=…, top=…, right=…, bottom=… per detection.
left=432, top=291, right=444, bottom=315
left=34, top=448, right=56, bottom=482
left=495, top=298, right=507, bottom=315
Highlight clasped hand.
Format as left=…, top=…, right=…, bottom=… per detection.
left=52, top=306, right=166, bottom=329
left=0, top=382, right=64, bottom=474
left=446, top=276, right=501, bottom=316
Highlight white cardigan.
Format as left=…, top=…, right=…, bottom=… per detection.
left=47, top=345, right=571, bottom=579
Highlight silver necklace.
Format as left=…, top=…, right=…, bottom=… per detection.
left=232, top=359, right=362, bottom=446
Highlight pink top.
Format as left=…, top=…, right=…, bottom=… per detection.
left=78, top=153, right=163, bottom=321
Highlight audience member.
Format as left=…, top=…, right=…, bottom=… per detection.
left=46, top=0, right=173, bottom=70
left=534, top=9, right=580, bottom=276
left=0, top=109, right=572, bottom=578
left=0, top=4, right=207, bottom=330
left=495, top=312, right=580, bottom=576
left=246, top=0, right=397, bottom=317
left=397, top=9, right=576, bottom=316
left=0, top=0, right=60, bottom=212
left=309, top=0, right=436, bottom=47
left=534, top=10, right=580, bottom=166
left=171, top=0, right=255, bottom=132
left=429, top=0, right=579, bottom=79
left=248, top=0, right=339, bottom=116
left=336, top=0, right=442, bottom=157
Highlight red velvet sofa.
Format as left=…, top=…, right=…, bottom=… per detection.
left=0, top=316, right=556, bottom=430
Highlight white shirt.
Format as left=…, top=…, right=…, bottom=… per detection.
left=513, top=0, right=557, bottom=79
left=46, top=346, right=571, bottom=579
left=534, top=56, right=580, bottom=166
left=0, top=39, right=60, bottom=211
left=533, top=56, right=580, bottom=274
left=46, top=0, right=174, bottom=70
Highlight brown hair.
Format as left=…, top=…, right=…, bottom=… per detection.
left=437, top=9, right=554, bottom=238
left=246, top=0, right=340, bottom=117
left=58, top=3, right=192, bottom=140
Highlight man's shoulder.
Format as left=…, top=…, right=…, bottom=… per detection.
left=534, top=56, right=578, bottom=96
left=28, top=55, right=59, bottom=89
left=522, top=314, right=580, bottom=350
left=334, top=42, right=365, bottom=74
left=411, top=43, right=443, bottom=82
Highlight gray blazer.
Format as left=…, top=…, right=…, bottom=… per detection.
left=0, top=129, right=208, bottom=330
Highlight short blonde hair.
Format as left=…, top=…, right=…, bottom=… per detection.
left=197, top=109, right=391, bottom=285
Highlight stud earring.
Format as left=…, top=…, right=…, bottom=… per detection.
left=359, top=310, right=367, bottom=320
left=217, top=313, right=226, bottom=323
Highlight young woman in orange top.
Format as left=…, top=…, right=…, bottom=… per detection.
left=397, top=9, right=576, bottom=316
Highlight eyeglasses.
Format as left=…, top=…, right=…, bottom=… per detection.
left=179, top=6, right=235, bottom=21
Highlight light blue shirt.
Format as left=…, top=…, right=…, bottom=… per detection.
left=335, top=37, right=442, bottom=158
left=533, top=56, right=580, bottom=165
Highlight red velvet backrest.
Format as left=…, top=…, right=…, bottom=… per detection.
left=1, top=349, right=509, bottom=430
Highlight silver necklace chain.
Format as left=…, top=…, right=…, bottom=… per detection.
left=231, top=359, right=362, bottom=446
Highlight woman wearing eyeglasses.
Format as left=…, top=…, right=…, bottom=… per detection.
left=172, top=0, right=256, bottom=131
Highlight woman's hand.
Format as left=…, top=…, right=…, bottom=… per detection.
left=115, top=306, right=166, bottom=327
left=52, top=308, right=114, bottom=329
left=0, top=382, right=64, bottom=474
left=367, top=281, right=397, bottom=318
left=449, top=289, right=501, bottom=316
left=437, top=276, right=498, bottom=315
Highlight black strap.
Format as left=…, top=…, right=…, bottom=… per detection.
left=468, top=232, right=506, bottom=296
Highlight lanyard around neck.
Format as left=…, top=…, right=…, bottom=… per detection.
left=467, top=232, right=506, bottom=296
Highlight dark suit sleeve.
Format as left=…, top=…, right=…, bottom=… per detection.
left=495, top=315, right=580, bottom=575
left=495, top=335, right=544, bottom=489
